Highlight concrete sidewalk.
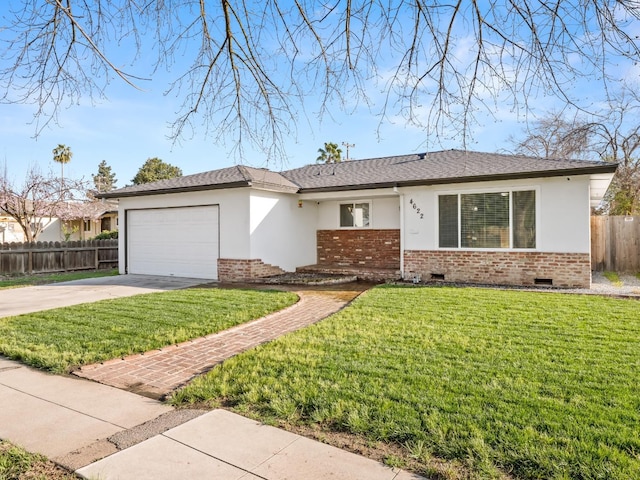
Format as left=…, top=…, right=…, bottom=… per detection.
left=0, top=357, right=423, bottom=479
left=0, top=356, right=172, bottom=469
left=78, top=409, right=422, bottom=480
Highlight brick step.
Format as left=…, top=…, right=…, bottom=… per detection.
left=218, top=258, right=286, bottom=281
left=297, top=264, right=401, bottom=282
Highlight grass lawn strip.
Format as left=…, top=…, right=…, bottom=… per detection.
left=603, top=271, right=623, bottom=286
left=0, top=288, right=297, bottom=373
left=0, top=441, right=76, bottom=479
left=0, top=269, right=119, bottom=289
left=173, top=285, right=640, bottom=480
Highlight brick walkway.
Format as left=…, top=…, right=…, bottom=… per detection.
left=74, top=283, right=370, bottom=399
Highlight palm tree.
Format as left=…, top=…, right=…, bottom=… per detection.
left=316, top=142, right=343, bottom=164
left=52, top=144, right=73, bottom=185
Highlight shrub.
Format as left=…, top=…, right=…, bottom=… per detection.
left=94, top=230, right=118, bottom=239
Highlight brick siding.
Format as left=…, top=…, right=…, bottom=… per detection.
left=403, top=250, right=591, bottom=288
left=217, top=258, right=285, bottom=282
left=317, top=229, right=401, bottom=269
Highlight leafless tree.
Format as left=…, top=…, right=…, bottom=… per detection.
left=586, top=92, right=640, bottom=215
left=0, top=166, right=87, bottom=242
left=509, top=112, right=592, bottom=160
left=510, top=89, right=640, bottom=214
left=1, top=1, right=639, bottom=159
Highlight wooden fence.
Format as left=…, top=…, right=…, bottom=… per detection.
left=0, top=240, right=118, bottom=276
left=591, top=216, right=640, bottom=272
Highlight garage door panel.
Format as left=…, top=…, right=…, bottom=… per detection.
left=127, top=206, right=219, bottom=279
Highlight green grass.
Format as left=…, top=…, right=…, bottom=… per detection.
left=173, top=285, right=640, bottom=480
left=0, top=269, right=118, bottom=289
left=0, top=441, right=76, bottom=479
left=603, top=271, right=623, bottom=286
left=0, top=288, right=297, bottom=373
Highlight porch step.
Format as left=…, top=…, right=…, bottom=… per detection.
left=296, top=264, right=402, bottom=283
left=251, top=272, right=358, bottom=286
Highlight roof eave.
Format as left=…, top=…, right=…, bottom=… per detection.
left=98, top=181, right=251, bottom=199
left=250, top=182, right=300, bottom=194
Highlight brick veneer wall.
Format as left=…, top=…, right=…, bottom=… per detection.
left=403, top=250, right=591, bottom=288
left=317, top=229, right=401, bottom=269
left=217, top=258, right=285, bottom=282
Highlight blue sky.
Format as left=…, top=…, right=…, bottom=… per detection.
left=0, top=1, right=636, bottom=189
left=0, top=86, right=529, bottom=187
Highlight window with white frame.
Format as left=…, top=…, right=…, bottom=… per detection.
left=83, top=220, right=92, bottom=232
left=438, top=190, right=536, bottom=249
left=339, top=202, right=370, bottom=228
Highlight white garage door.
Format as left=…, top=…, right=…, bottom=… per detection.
left=127, top=205, right=219, bottom=279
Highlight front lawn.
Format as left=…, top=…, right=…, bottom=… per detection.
left=172, top=286, right=640, bottom=480
left=0, top=288, right=297, bottom=373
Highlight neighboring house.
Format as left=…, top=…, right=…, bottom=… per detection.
left=40, top=201, right=118, bottom=242
left=0, top=215, right=27, bottom=243
left=101, top=150, right=617, bottom=288
left=1, top=202, right=118, bottom=243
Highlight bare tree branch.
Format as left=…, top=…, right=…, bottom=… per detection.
left=0, top=166, right=88, bottom=242
left=509, top=86, right=640, bottom=214
left=1, top=1, right=639, bottom=161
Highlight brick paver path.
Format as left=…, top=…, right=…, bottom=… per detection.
left=74, top=283, right=370, bottom=399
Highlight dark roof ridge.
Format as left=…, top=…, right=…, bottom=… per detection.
left=237, top=164, right=256, bottom=181
left=444, top=148, right=611, bottom=165
left=282, top=151, right=428, bottom=171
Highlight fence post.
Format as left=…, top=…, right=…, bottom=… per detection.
left=63, top=241, right=68, bottom=272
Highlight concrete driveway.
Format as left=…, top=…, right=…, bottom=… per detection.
left=0, top=274, right=209, bottom=318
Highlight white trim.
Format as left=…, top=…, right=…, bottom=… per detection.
left=395, top=188, right=405, bottom=277
left=300, top=188, right=398, bottom=201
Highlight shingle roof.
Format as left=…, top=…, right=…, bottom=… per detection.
left=101, top=150, right=617, bottom=198
left=282, top=150, right=617, bottom=191
left=101, top=165, right=299, bottom=198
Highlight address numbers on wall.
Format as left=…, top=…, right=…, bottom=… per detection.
left=409, top=198, right=424, bottom=219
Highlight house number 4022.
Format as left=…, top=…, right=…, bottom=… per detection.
left=409, top=198, right=424, bottom=219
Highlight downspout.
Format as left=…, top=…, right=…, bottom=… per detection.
left=393, top=186, right=405, bottom=279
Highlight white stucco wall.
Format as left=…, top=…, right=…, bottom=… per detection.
left=116, top=173, right=593, bottom=278
left=34, top=218, right=62, bottom=242
left=116, top=188, right=251, bottom=274
left=538, top=175, right=591, bottom=252
left=0, top=220, right=25, bottom=243
left=249, top=191, right=317, bottom=271
left=316, top=195, right=400, bottom=230
left=401, top=175, right=592, bottom=253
